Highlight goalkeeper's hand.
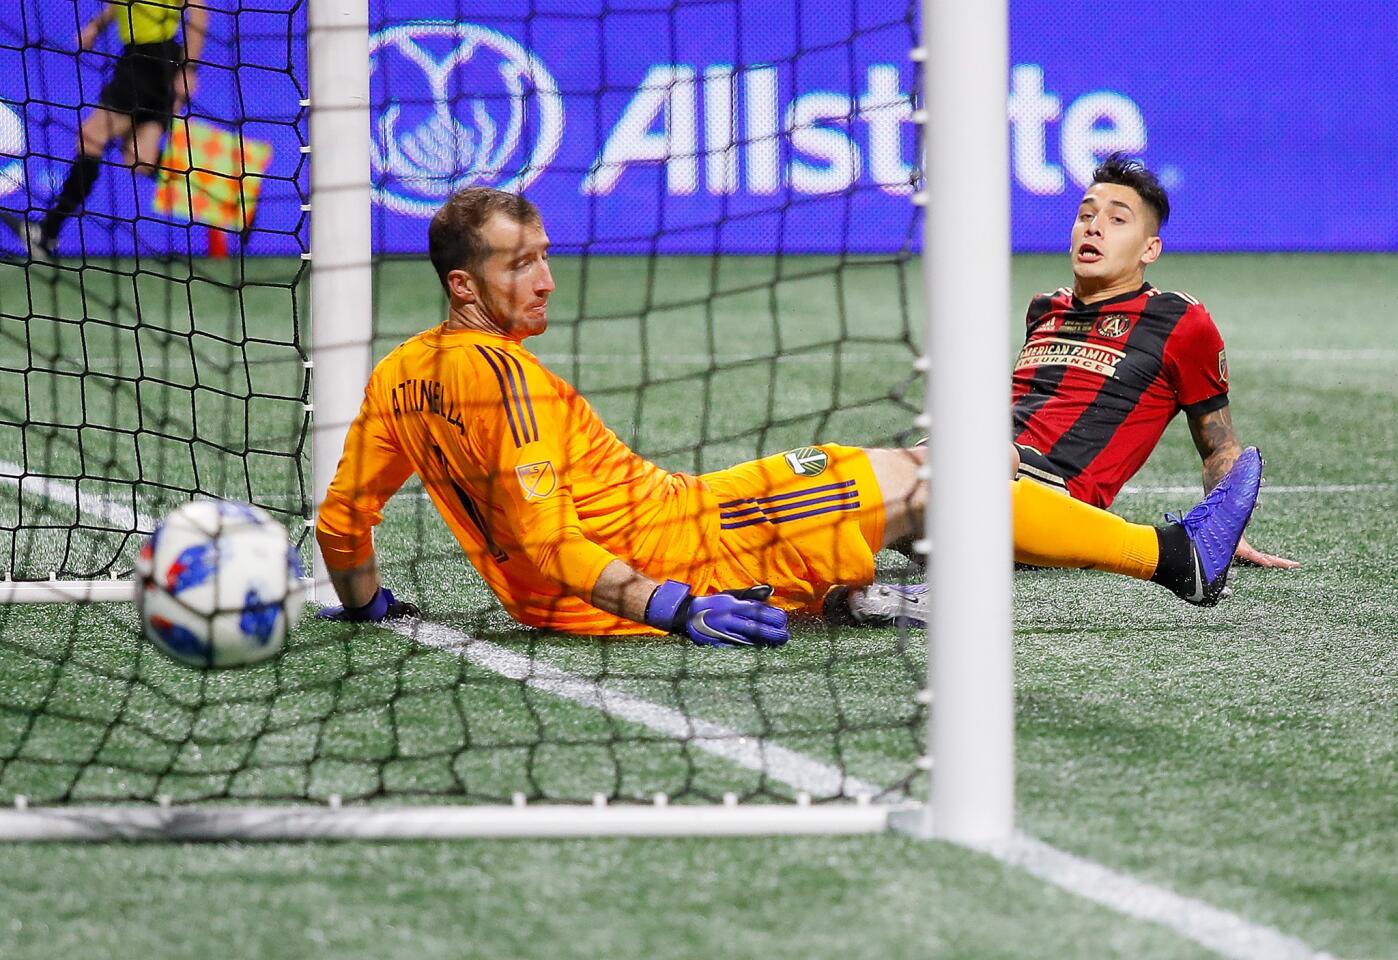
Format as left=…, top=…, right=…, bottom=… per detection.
left=317, top=586, right=420, bottom=622
left=644, top=580, right=789, bottom=648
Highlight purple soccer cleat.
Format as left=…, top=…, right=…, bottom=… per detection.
left=1165, top=446, right=1263, bottom=606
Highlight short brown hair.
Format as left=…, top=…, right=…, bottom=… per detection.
left=1092, top=152, right=1170, bottom=229
left=428, top=187, right=542, bottom=290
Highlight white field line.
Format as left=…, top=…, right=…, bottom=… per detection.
left=1246, top=347, right=1396, bottom=362
left=6, top=476, right=1344, bottom=960
left=54, top=345, right=1398, bottom=371
left=398, top=615, right=1338, bottom=960
left=973, top=832, right=1338, bottom=960
left=1120, top=482, right=1392, bottom=496
left=248, top=482, right=1395, bottom=508
left=390, top=618, right=883, bottom=801
left=0, top=459, right=153, bottom=533
left=58, top=352, right=912, bottom=370
left=236, top=482, right=1397, bottom=512
left=0, top=467, right=1385, bottom=516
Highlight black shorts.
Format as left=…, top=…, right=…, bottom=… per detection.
left=1014, top=443, right=1069, bottom=493
left=98, top=41, right=182, bottom=130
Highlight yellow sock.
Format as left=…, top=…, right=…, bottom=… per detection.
left=1011, top=478, right=1159, bottom=581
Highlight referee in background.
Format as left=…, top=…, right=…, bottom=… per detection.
left=3, top=1, right=207, bottom=260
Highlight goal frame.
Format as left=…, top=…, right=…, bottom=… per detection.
left=0, top=795, right=901, bottom=841
left=0, top=0, right=1013, bottom=843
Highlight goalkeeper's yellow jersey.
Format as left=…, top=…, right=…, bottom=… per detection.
left=316, top=324, right=719, bottom=635
left=111, top=0, right=182, bottom=46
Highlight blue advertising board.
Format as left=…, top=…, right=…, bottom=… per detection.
left=0, top=0, right=309, bottom=257
left=2, top=0, right=1395, bottom=255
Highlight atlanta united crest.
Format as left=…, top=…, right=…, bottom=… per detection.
left=516, top=460, right=557, bottom=500
left=784, top=447, right=828, bottom=477
left=1096, top=314, right=1132, bottom=338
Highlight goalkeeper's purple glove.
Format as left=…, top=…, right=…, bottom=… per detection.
left=317, top=586, right=420, bottom=622
left=645, top=580, right=789, bottom=648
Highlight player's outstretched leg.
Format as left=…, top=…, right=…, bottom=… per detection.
left=840, top=446, right=1263, bottom=626
left=1150, top=446, right=1263, bottom=606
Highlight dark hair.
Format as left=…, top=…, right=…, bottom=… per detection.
left=1091, top=152, right=1169, bottom=229
left=428, top=187, right=542, bottom=291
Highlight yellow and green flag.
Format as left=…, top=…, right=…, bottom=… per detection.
left=154, top=118, right=273, bottom=233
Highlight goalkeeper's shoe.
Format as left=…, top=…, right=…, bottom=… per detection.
left=1160, top=446, right=1263, bottom=607
left=846, top=582, right=930, bottom=628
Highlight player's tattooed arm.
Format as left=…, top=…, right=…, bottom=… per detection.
left=1187, top=404, right=1300, bottom=569
left=1188, top=405, right=1243, bottom=493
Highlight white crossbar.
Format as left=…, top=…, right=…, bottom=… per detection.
left=0, top=579, right=137, bottom=604
left=0, top=802, right=898, bottom=841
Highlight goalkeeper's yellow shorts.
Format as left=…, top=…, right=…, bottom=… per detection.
left=698, top=444, right=884, bottom=614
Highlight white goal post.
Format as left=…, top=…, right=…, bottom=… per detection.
left=307, top=0, right=374, bottom=604
left=0, top=0, right=1013, bottom=842
left=918, top=0, right=1015, bottom=844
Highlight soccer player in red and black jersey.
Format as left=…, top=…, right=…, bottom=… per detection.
left=1011, top=154, right=1297, bottom=569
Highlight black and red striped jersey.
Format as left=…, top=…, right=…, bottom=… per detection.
left=1011, top=283, right=1229, bottom=508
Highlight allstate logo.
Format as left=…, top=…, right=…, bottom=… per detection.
left=0, top=101, right=24, bottom=198
left=369, top=23, right=563, bottom=216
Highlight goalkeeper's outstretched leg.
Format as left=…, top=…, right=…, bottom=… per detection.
left=845, top=445, right=1264, bottom=625
left=880, top=443, right=1023, bottom=566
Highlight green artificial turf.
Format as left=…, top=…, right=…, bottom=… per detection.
left=0, top=253, right=1394, bottom=959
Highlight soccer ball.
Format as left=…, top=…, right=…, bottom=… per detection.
left=135, top=500, right=306, bottom=668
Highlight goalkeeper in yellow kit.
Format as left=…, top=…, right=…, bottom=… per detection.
left=316, top=188, right=1263, bottom=647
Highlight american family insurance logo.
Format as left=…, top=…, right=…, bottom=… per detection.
left=1015, top=338, right=1125, bottom=378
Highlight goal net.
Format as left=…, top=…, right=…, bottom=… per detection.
left=0, top=0, right=310, bottom=597
left=0, top=0, right=999, bottom=837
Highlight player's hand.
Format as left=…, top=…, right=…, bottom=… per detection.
left=78, top=21, right=102, bottom=50
left=688, top=585, right=791, bottom=648
left=317, top=586, right=420, bottom=622
left=1234, top=536, right=1299, bottom=569
left=645, top=580, right=789, bottom=648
